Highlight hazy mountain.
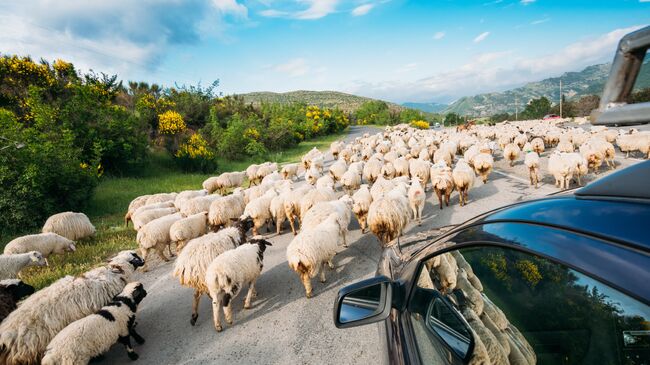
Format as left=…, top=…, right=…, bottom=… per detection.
left=237, top=90, right=404, bottom=113
left=444, top=61, right=650, bottom=116
left=401, top=102, right=448, bottom=113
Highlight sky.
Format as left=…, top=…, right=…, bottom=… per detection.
left=0, top=0, right=648, bottom=104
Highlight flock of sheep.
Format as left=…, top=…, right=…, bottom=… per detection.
left=0, top=119, right=649, bottom=364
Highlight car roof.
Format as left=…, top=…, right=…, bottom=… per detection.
left=477, top=161, right=650, bottom=251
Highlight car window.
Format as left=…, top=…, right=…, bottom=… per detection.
left=630, top=51, right=649, bottom=104
left=409, top=247, right=650, bottom=365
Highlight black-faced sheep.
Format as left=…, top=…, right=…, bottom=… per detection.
left=41, top=282, right=147, bottom=364
left=0, top=279, right=35, bottom=322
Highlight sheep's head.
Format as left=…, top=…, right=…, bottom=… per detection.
left=110, top=250, right=145, bottom=270
left=29, top=251, right=47, bottom=267
left=118, top=281, right=148, bottom=305
left=235, top=216, right=254, bottom=236
left=249, top=237, right=273, bottom=253
left=66, top=242, right=77, bottom=252
left=0, top=279, right=35, bottom=301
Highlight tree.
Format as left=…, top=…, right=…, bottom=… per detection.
left=443, top=112, right=463, bottom=126
left=399, top=108, right=425, bottom=124
left=521, top=96, right=552, bottom=119
left=574, top=95, right=600, bottom=117
left=354, top=101, right=393, bottom=125
left=490, top=112, right=512, bottom=123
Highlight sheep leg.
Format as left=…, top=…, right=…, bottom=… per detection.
left=288, top=215, right=297, bottom=235
left=301, top=273, right=313, bottom=298
left=156, top=246, right=170, bottom=262
left=445, top=189, right=451, bottom=206
left=223, top=303, right=234, bottom=326
left=191, top=290, right=202, bottom=326
left=327, top=259, right=335, bottom=269
left=212, top=294, right=223, bottom=332
left=130, top=327, right=145, bottom=345
left=167, top=243, right=175, bottom=257
left=140, top=248, right=150, bottom=272
left=118, top=335, right=139, bottom=360
left=418, top=205, right=424, bottom=225
left=320, top=262, right=328, bottom=283
left=436, top=189, right=443, bottom=210
left=244, top=281, right=256, bottom=309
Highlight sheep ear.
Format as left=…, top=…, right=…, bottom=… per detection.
left=110, top=264, right=125, bottom=274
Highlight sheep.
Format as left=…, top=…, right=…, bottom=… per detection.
left=616, top=131, right=650, bottom=158
left=503, top=143, right=520, bottom=167
left=408, top=179, right=425, bottom=226
left=41, top=282, right=147, bottom=365
left=241, top=188, right=278, bottom=236
left=548, top=152, right=574, bottom=189
left=170, top=212, right=209, bottom=252
left=3, top=233, right=76, bottom=262
left=565, top=152, right=589, bottom=186
left=0, top=251, right=48, bottom=280
left=144, top=192, right=177, bottom=205
left=208, top=192, right=246, bottom=231
left=132, top=207, right=178, bottom=231
left=352, top=185, right=372, bottom=233
left=513, top=134, right=528, bottom=149
left=283, top=185, right=313, bottom=235
left=530, top=137, right=545, bottom=154
left=180, top=194, right=221, bottom=217
left=579, top=143, right=604, bottom=173
left=301, top=147, right=323, bottom=170
left=270, top=185, right=292, bottom=235
left=124, top=195, right=150, bottom=226
left=174, top=189, right=208, bottom=208
left=132, top=201, right=176, bottom=219
left=305, top=166, right=321, bottom=185
left=255, top=162, right=278, bottom=183
left=409, top=158, right=431, bottom=191
left=0, top=251, right=144, bottom=365
left=0, top=279, right=35, bottom=322
left=42, top=211, right=95, bottom=241
left=203, top=171, right=246, bottom=194
left=430, top=163, right=454, bottom=210
left=380, top=162, right=397, bottom=179
left=316, top=175, right=335, bottom=190
left=452, top=159, right=475, bottom=206
left=368, top=183, right=410, bottom=247
left=362, top=157, right=383, bottom=184
left=172, top=218, right=253, bottom=326
left=299, top=186, right=336, bottom=221
left=462, top=306, right=508, bottom=365
left=524, top=151, right=540, bottom=188
left=301, top=195, right=353, bottom=247
left=329, top=159, right=348, bottom=183
left=281, top=163, right=300, bottom=180
left=341, top=168, right=362, bottom=195
left=136, top=213, right=183, bottom=271
left=261, top=170, right=281, bottom=185
left=587, top=138, right=616, bottom=170
left=205, top=238, right=272, bottom=332
left=457, top=268, right=484, bottom=316
left=393, top=156, right=410, bottom=177
left=430, top=253, right=457, bottom=294
left=330, top=141, right=344, bottom=159
left=472, top=151, right=494, bottom=184
left=557, top=138, right=574, bottom=153
left=286, top=214, right=342, bottom=298
left=246, top=163, right=261, bottom=186
left=433, top=147, right=453, bottom=167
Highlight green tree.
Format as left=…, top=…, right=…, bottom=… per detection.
left=443, top=112, right=463, bottom=126
left=354, top=100, right=393, bottom=125
left=399, top=108, right=425, bottom=124
left=521, top=96, right=552, bottom=119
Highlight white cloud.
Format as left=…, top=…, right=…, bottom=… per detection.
left=351, top=3, right=374, bottom=16
left=261, top=0, right=339, bottom=20
left=396, top=63, right=417, bottom=73
left=211, top=0, right=248, bottom=17
left=273, top=58, right=310, bottom=77
left=531, top=18, right=550, bottom=25
left=473, top=31, right=490, bottom=43
left=344, top=25, right=646, bottom=103
left=521, top=0, right=535, bottom=4
left=433, top=31, right=445, bottom=40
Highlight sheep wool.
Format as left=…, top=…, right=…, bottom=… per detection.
left=3, top=232, right=76, bottom=259
left=430, top=164, right=454, bottom=210
left=124, top=195, right=151, bottom=226
left=503, top=143, right=520, bottom=167
left=0, top=279, right=35, bottom=323
left=170, top=212, right=209, bottom=252
left=145, top=192, right=178, bottom=205
left=368, top=184, right=410, bottom=247
left=407, top=179, right=425, bottom=226
left=282, top=185, right=313, bottom=235
left=452, top=159, right=475, bottom=207
left=328, top=159, right=347, bottom=182
left=286, top=214, right=341, bottom=298
left=299, top=186, right=336, bottom=221
left=137, top=213, right=183, bottom=269
left=0, top=251, right=144, bottom=365
left=180, top=195, right=222, bottom=217
left=472, top=152, right=494, bottom=184
left=203, top=171, right=246, bottom=194
left=174, top=189, right=208, bottom=209
left=208, top=193, right=246, bottom=231
left=42, top=212, right=95, bottom=241
left=352, top=185, right=372, bottom=233
left=242, top=189, right=278, bottom=236
left=132, top=207, right=178, bottom=231
left=301, top=195, right=353, bottom=247
left=132, top=201, right=176, bottom=219
left=42, top=282, right=147, bottom=365
left=281, top=163, right=300, bottom=180
left=205, top=238, right=272, bottom=332
left=524, top=151, right=540, bottom=188
left=0, top=251, right=47, bottom=280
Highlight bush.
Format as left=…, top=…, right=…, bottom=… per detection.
left=175, top=133, right=217, bottom=172
left=354, top=101, right=395, bottom=125
left=0, top=109, right=98, bottom=235
left=410, top=120, right=430, bottom=129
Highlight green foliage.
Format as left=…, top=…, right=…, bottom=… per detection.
left=443, top=112, right=463, bottom=126
left=354, top=100, right=396, bottom=125
left=0, top=109, right=97, bottom=235
left=521, top=96, right=552, bottom=119
left=399, top=108, right=426, bottom=124
left=167, top=81, right=219, bottom=129
left=490, top=112, right=512, bottom=123
left=629, top=87, right=650, bottom=104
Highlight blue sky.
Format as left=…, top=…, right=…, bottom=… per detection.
left=1, top=0, right=648, bottom=103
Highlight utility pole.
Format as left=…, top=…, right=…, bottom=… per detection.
left=515, top=96, right=518, bottom=121
left=559, top=79, right=563, bottom=118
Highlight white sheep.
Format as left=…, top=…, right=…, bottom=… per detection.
left=316, top=174, right=335, bottom=190
left=341, top=168, right=362, bottom=195
left=283, top=185, right=313, bottom=235
left=281, top=163, right=300, bottom=180
left=124, top=195, right=151, bottom=226
left=472, top=151, right=494, bottom=184
left=299, top=186, right=336, bottom=221
left=256, top=162, right=278, bottom=182
left=368, top=183, right=410, bottom=247
left=208, top=192, right=246, bottom=231
left=144, top=192, right=177, bottom=205
left=136, top=213, right=183, bottom=270
left=616, top=131, right=650, bottom=159
left=3, top=232, right=76, bottom=262
left=329, top=159, right=348, bottom=182
left=0, top=251, right=47, bottom=280
left=0, top=250, right=144, bottom=365
left=548, top=152, right=574, bottom=189
left=565, top=152, right=589, bottom=186
left=530, top=137, right=545, bottom=154
left=42, top=211, right=95, bottom=241
left=301, top=195, right=353, bottom=247
left=393, top=157, right=410, bottom=177
left=524, top=151, right=540, bottom=188
left=132, top=201, right=176, bottom=219
left=409, top=158, right=431, bottom=191
left=305, top=165, right=321, bottom=185
left=174, top=189, right=208, bottom=209
left=180, top=194, right=222, bottom=217
left=41, top=282, right=147, bottom=364
left=352, top=185, right=372, bottom=233
left=287, top=214, right=342, bottom=298
left=205, top=238, right=272, bottom=332
left=241, top=188, right=278, bottom=236
left=502, top=143, right=520, bottom=167
left=261, top=170, right=281, bottom=185
left=270, top=184, right=292, bottom=235
left=452, top=159, right=475, bottom=207
left=203, top=171, right=246, bottom=194
left=132, top=207, right=178, bottom=231
left=408, top=179, right=425, bottom=226
left=246, top=163, right=261, bottom=186
left=430, top=163, right=454, bottom=209
left=362, top=157, right=383, bottom=184
left=170, top=212, right=209, bottom=252
left=172, top=219, right=252, bottom=326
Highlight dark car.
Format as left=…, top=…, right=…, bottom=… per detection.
left=334, top=161, right=650, bottom=365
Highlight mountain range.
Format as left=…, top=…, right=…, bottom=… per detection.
left=237, top=90, right=404, bottom=113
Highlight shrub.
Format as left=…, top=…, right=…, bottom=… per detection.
left=175, top=133, right=217, bottom=172
left=158, top=110, right=186, bottom=135
left=410, top=120, right=430, bottom=129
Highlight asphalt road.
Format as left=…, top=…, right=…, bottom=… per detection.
left=101, top=125, right=644, bottom=365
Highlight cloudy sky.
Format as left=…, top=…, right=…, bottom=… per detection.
left=1, top=0, right=648, bottom=103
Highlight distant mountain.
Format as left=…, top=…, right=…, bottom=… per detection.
left=401, top=102, right=448, bottom=113
left=237, top=90, right=404, bottom=113
left=444, top=61, right=650, bottom=116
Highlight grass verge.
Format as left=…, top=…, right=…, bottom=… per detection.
left=14, top=130, right=348, bottom=289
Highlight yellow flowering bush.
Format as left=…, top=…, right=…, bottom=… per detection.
left=175, top=133, right=217, bottom=172
left=410, top=120, right=430, bottom=129
left=158, top=110, right=186, bottom=135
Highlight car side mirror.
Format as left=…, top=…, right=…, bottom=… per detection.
left=334, top=276, right=393, bottom=329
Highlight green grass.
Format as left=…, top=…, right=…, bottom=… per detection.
left=15, top=130, right=348, bottom=289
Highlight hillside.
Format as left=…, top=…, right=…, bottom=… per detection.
left=401, top=102, right=448, bottom=113
left=237, top=90, right=404, bottom=113
left=444, top=61, right=650, bottom=116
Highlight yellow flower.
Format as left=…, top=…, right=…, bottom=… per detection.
left=410, top=120, right=430, bottom=130
left=158, top=110, right=186, bottom=135
left=176, top=133, right=214, bottom=160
